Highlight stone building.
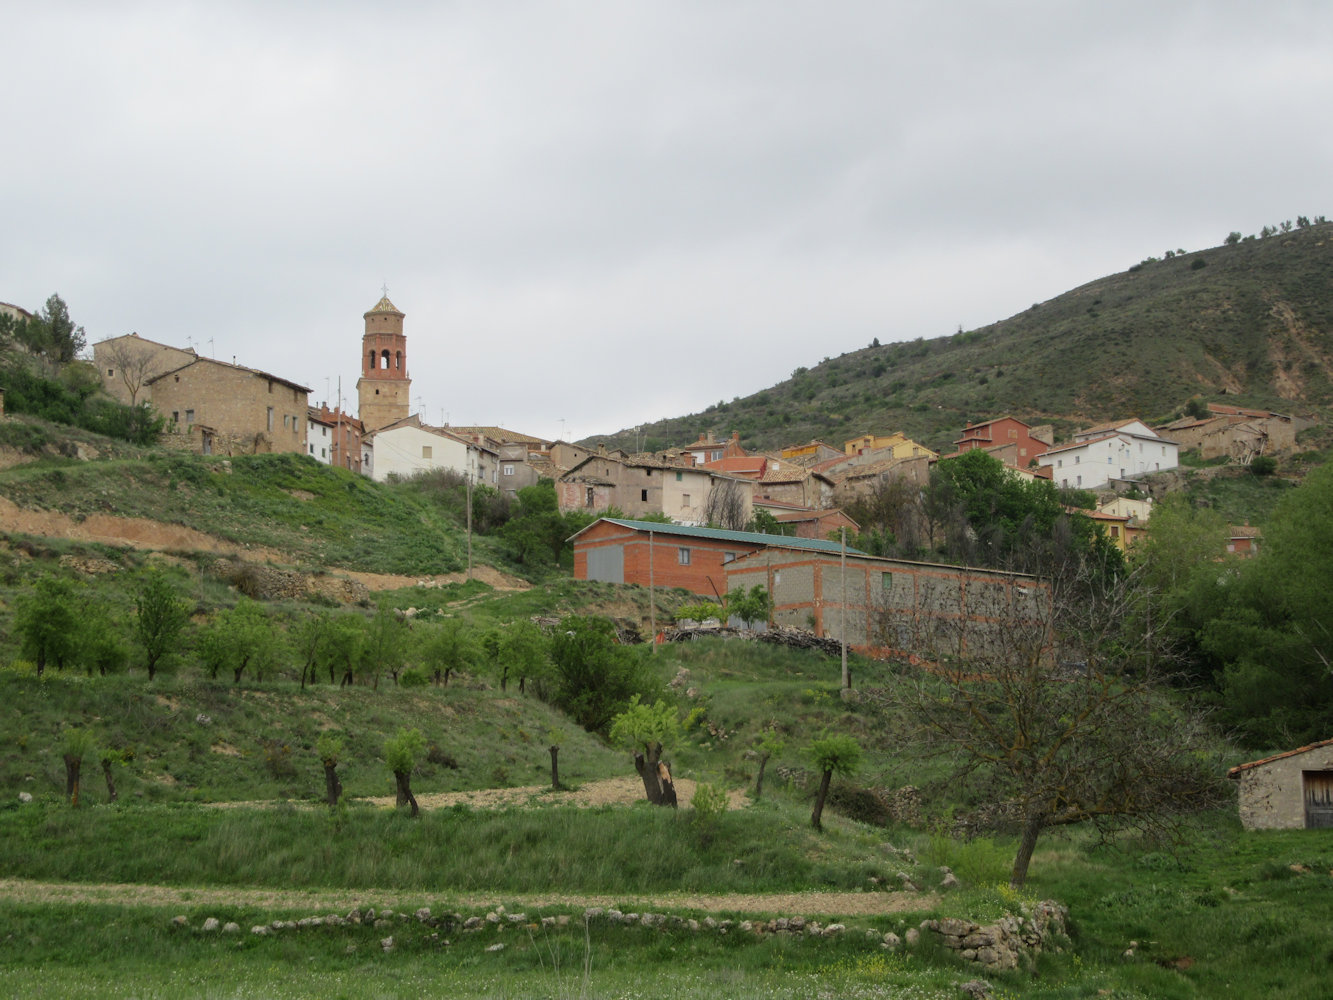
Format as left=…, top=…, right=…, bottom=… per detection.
left=1229, top=738, right=1333, bottom=830
left=357, top=294, right=411, bottom=432
left=147, top=357, right=310, bottom=456
left=92, top=333, right=197, bottom=406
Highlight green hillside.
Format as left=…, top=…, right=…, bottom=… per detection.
left=590, top=222, right=1333, bottom=454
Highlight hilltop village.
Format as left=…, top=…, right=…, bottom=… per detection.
left=92, top=293, right=1294, bottom=560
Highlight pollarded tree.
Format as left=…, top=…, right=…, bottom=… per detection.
left=384, top=727, right=426, bottom=817
left=807, top=734, right=862, bottom=830
left=609, top=696, right=680, bottom=807
left=316, top=732, right=345, bottom=809
left=134, top=570, right=189, bottom=681
left=60, top=727, right=96, bottom=807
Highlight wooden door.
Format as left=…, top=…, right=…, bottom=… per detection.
left=1303, top=770, right=1333, bottom=829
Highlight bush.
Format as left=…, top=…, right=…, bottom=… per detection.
left=1250, top=455, right=1277, bottom=476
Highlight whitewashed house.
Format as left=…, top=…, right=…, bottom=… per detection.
left=362, top=415, right=499, bottom=484
left=1038, top=419, right=1178, bottom=490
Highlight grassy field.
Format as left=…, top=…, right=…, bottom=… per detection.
left=3, top=641, right=1333, bottom=999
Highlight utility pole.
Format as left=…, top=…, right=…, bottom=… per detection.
left=840, top=526, right=850, bottom=695
left=648, top=529, right=656, bottom=653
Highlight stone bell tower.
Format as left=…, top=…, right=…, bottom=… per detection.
left=356, top=293, right=411, bottom=432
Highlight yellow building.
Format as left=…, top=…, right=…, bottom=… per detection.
left=843, top=432, right=937, bottom=461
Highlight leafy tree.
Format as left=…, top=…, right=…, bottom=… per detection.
left=548, top=615, right=657, bottom=732
left=13, top=576, right=80, bottom=676
left=609, top=696, right=680, bottom=806
left=500, top=481, right=574, bottom=566
left=323, top=613, right=366, bottom=687
left=807, top=735, right=861, bottom=830
left=747, top=508, right=793, bottom=535
left=361, top=603, right=409, bottom=688
left=38, top=294, right=86, bottom=363
left=417, top=618, right=481, bottom=686
left=1225, top=231, right=1242, bottom=245
left=881, top=565, right=1221, bottom=886
left=1202, top=463, right=1333, bottom=744
left=726, top=584, right=772, bottom=628
left=134, top=570, right=189, bottom=681
left=496, top=619, right=550, bottom=694
left=291, top=611, right=333, bottom=690
left=384, top=727, right=426, bottom=817
left=197, top=598, right=276, bottom=683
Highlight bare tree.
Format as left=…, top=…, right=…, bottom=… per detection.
left=873, top=563, right=1224, bottom=888
left=102, top=339, right=166, bottom=405
left=703, top=477, right=748, bottom=531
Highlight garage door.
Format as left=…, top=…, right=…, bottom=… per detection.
left=586, top=545, right=624, bottom=585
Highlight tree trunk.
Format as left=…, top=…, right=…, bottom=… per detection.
left=634, top=743, right=664, bottom=803
left=323, top=762, right=342, bottom=808
left=633, top=743, right=678, bottom=807
left=1009, top=814, right=1045, bottom=889
left=549, top=745, right=560, bottom=790
left=64, top=756, right=82, bottom=807
left=394, top=770, right=419, bottom=817
left=754, top=751, right=772, bottom=800
left=102, top=759, right=118, bottom=802
left=811, top=767, right=833, bottom=830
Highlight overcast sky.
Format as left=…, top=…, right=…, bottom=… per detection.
left=4, top=2, right=1331, bottom=443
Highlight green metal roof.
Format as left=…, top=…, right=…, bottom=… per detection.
left=571, top=518, right=865, bottom=556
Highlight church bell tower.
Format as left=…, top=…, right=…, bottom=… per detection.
left=356, top=293, right=411, bottom=431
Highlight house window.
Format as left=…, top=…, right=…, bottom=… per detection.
left=1057, top=459, right=1062, bottom=468
left=723, top=551, right=737, bottom=564
left=675, top=471, right=682, bottom=481
left=711, top=450, right=723, bottom=461
left=585, top=487, right=595, bottom=507
left=678, top=547, right=691, bottom=565
left=1110, top=526, right=1119, bottom=538
left=503, top=464, right=514, bottom=476
left=172, top=411, right=179, bottom=423
left=267, top=407, right=273, bottom=431
left=185, top=409, right=194, bottom=424
left=268, top=381, right=273, bottom=394
left=882, top=572, right=893, bottom=590
left=1074, top=455, right=1080, bottom=464
left=681, top=493, right=690, bottom=508
left=106, top=368, right=114, bottom=377
left=640, top=489, right=648, bottom=502
left=422, top=445, right=433, bottom=459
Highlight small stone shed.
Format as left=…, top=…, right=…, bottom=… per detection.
left=1228, top=738, right=1333, bottom=830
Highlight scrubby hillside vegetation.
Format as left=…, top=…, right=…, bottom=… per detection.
left=591, top=220, right=1333, bottom=453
